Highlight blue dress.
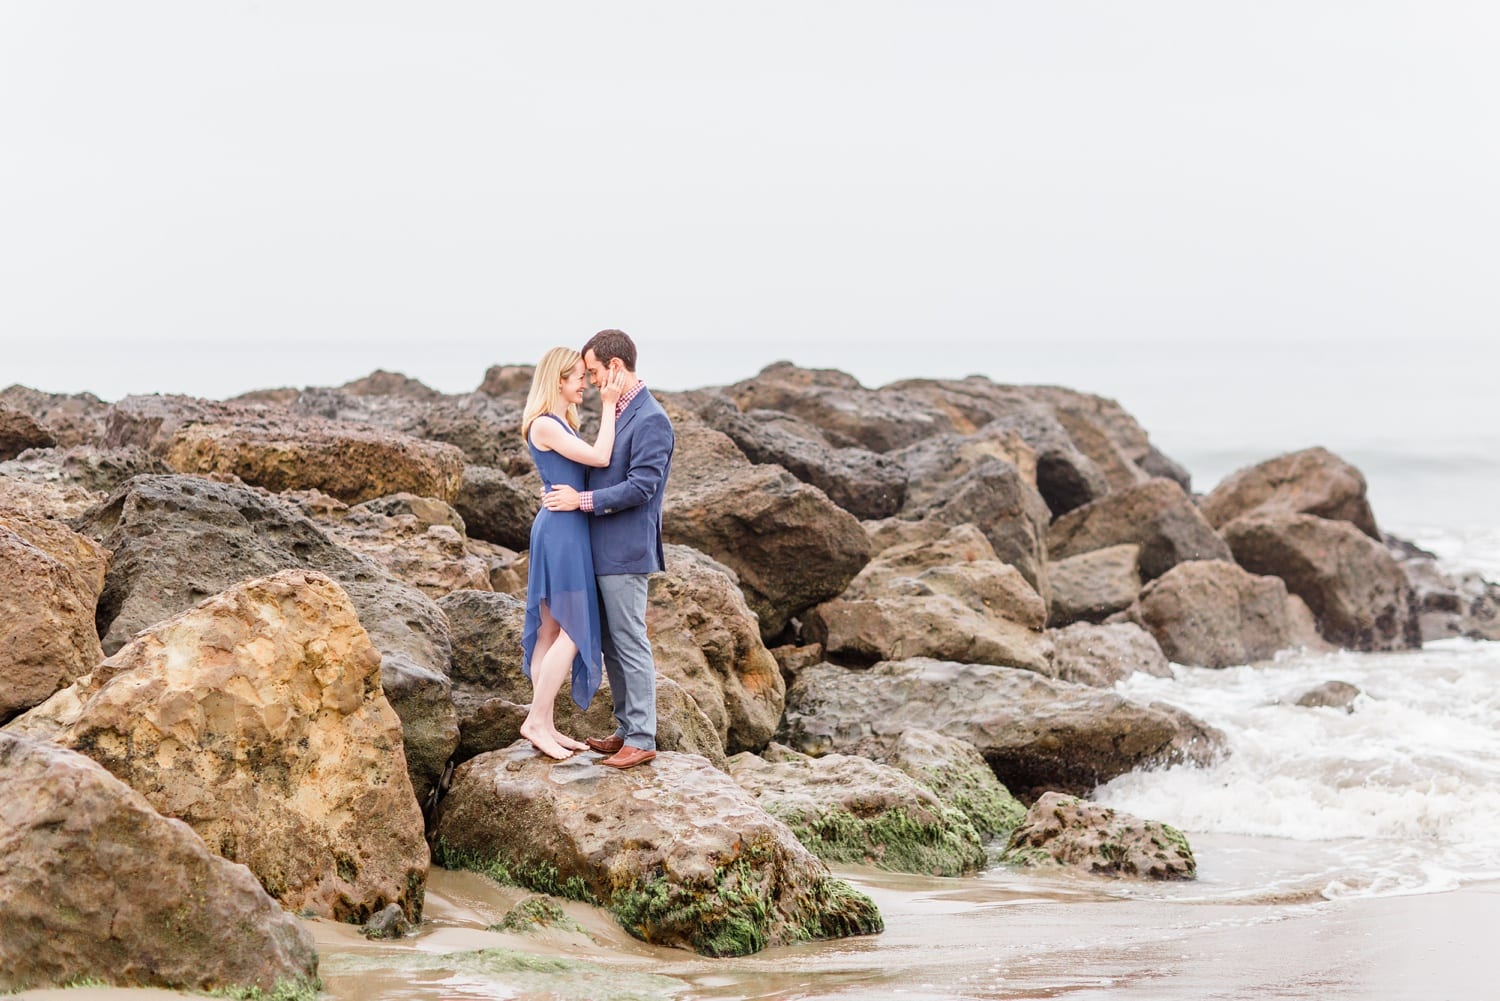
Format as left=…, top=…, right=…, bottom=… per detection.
left=521, top=414, right=604, bottom=710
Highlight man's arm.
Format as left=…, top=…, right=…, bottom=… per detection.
left=587, top=414, right=673, bottom=515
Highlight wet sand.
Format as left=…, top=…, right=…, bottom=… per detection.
left=17, top=861, right=1498, bottom=1001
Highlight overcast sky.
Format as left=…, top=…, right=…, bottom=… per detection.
left=1, top=2, right=1496, bottom=399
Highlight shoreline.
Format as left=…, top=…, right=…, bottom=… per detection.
left=15, top=868, right=1500, bottom=1001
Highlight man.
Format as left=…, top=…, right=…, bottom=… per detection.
left=541, top=329, right=674, bottom=768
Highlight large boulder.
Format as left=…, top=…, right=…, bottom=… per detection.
left=162, top=414, right=466, bottom=505
left=75, top=474, right=458, bottom=803
left=894, top=456, right=1053, bottom=594
left=0, top=405, right=56, bottom=459
left=1001, top=792, right=1196, bottom=880
left=879, top=379, right=1114, bottom=516
left=805, top=525, right=1052, bottom=672
left=294, top=490, right=494, bottom=598
left=104, top=393, right=259, bottom=452
left=437, top=588, right=727, bottom=768
left=8, top=570, right=429, bottom=923
left=1386, top=537, right=1500, bottom=642
left=1223, top=514, right=1420, bottom=651
left=0, top=445, right=171, bottom=520
left=433, top=743, right=883, bottom=957
left=687, top=392, right=908, bottom=520
left=0, top=384, right=110, bottom=448
left=0, top=732, right=318, bottom=994
left=780, top=658, right=1223, bottom=799
left=850, top=728, right=1026, bottom=840
left=0, top=511, right=108, bottom=723
left=728, top=361, right=952, bottom=453
left=664, top=411, right=871, bottom=640
left=1200, top=447, right=1379, bottom=539
left=891, top=424, right=1038, bottom=514
left=1046, top=622, right=1173, bottom=687
left=728, top=743, right=987, bottom=876
left=453, top=464, right=541, bottom=551
left=1048, top=478, right=1231, bottom=580
left=1133, top=560, right=1326, bottom=668
left=1046, top=544, right=1143, bottom=626
left=648, top=546, right=785, bottom=753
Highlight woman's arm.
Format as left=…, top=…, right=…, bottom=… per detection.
left=528, top=372, right=625, bottom=468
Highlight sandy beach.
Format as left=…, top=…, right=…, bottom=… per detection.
left=16, top=862, right=1497, bottom=1001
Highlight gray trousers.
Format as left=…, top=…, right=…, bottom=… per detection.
left=597, top=573, right=656, bottom=750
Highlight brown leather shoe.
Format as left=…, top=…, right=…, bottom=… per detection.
left=585, top=735, right=624, bottom=755
left=599, top=746, right=657, bottom=769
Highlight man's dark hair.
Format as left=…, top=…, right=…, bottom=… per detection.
left=582, top=329, right=637, bottom=372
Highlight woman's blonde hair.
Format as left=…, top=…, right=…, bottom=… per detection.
left=521, top=346, right=583, bottom=440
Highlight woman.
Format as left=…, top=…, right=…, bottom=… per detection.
left=518, top=346, right=623, bottom=759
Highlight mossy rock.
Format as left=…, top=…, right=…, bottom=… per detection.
left=490, top=895, right=584, bottom=935
left=1000, top=792, right=1196, bottom=880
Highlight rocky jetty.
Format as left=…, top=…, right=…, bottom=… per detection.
left=2, top=358, right=1479, bottom=982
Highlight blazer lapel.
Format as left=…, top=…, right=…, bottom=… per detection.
left=613, top=389, right=651, bottom=438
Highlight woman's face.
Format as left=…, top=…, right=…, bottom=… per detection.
left=559, top=360, right=587, bottom=405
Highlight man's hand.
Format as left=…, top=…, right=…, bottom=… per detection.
left=543, top=484, right=582, bottom=512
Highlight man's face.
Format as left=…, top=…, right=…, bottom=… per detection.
left=583, top=349, right=611, bottom=390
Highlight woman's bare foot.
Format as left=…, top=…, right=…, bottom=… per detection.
left=519, top=721, right=572, bottom=760
left=553, top=731, right=589, bottom=752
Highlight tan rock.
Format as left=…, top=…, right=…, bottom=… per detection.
left=163, top=414, right=466, bottom=505
left=434, top=743, right=883, bottom=956
left=1048, top=478, right=1231, bottom=580
left=10, top=569, right=429, bottom=922
left=0, top=732, right=318, bottom=994
left=1133, top=559, right=1326, bottom=667
left=1001, top=791, right=1196, bottom=880
left=0, top=511, right=108, bottom=722
left=1047, top=544, right=1143, bottom=626
left=1223, top=514, right=1420, bottom=651
left=1047, top=622, right=1172, bottom=686
left=1201, top=447, right=1379, bottom=539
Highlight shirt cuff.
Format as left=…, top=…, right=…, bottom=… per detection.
left=579, top=491, right=595, bottom=513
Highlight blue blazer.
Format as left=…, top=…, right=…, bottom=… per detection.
left=586, top=388, right=675, bottom=575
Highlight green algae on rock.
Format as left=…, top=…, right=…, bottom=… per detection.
left=432, top=743, right=882, bottom=957
left=490, top=895, right=585, bottom=935
left=864, top=728, right=1028, bottom=841
left=1000, top=791, right=1196, bottom=880
left=728, top=744, right=987, bottom=876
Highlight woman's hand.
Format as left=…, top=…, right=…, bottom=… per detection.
left=599, top=368, right=626, bottom=407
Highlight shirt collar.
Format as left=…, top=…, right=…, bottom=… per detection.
left=615, top=380, right=646, bottom=419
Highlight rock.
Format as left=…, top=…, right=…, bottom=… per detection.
left=728, top=743, right=987, bottom=876
left=0, top=511, right=108, bottom=723
left=0, top=732, right=318, bottom=994
left=0, top=406, right=57, bottom=459
left=769, top=642, right=825, bottom=680
left=891, top=424, right=1038, bottom=514
left=75, top=474, right=458, bottom=803
left=478, top=364, right=535, bottom=397
left=648, top=546, right=785, bottom=753
left=1223, top=514, right=1421, bottom=652
left=850, top=728, right=1026, bottom=841
left=1001, top=792, right=1196, bottom=880
left=0, top=384, right=110, bottom=448
left=8, top=570, right=429, bottom=923
left=1021, top=387, right=1158, bottom=493
left=104, top=393, right=261, bottom=453
left=1200, top=447, right=1379, bottom=539
left=664, top=411, right=871, bottom=640
left=361, top=902, right=415, bottom=939
left=0, top=445, right=170, bottom=520
left=690, top=393, right=908, bottom=519
left=295, top=491, right=493, bottom=598
left=0, top=474, right=100, bottom=521
left=879, top=380, right=1113, bottom=516
left=1048, top=478, right=1231, bottom=580
left=806, top=524, right=1051, bottom=670
left=729, top=361, right=952, bottom=453
left=162, top=414, right=467, bottom=505
left=437, top=589, right=728, bottom=768
left=433, top=743, right=883, bottom=957
left=1132, top=560, right=1326, bottom=668
left=454, top=464, right=541, bottom=550
left=1294, top=680, right=1361, bottom=712
left=780, top=658, right=1223, bottom=799
left=1046, top=544, right=1144, bottom=626
left=341, top=369, right=445, bottom=402
left=1047, top=622, right=1173, bottom=687
left=493, top=895, right=583, bottom=934
left=896, top=456, right=1053, bottom=594
left=1387, top=539, right=1500, bottom=642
